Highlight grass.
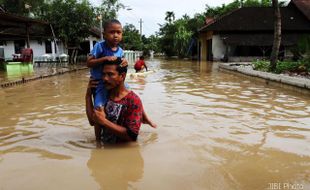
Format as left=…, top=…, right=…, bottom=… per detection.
left=253, top=59, right=310, bottom=74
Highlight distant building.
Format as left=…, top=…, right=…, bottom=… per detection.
left=198, top=0, right=310, bottom=62
left=0, top=12, right=100, bottom=61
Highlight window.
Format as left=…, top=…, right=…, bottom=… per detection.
left=45, top=40, right=52, bottom=53
left=14, top=40, right=25, bottom=54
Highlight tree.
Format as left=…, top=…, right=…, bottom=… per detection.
left=122, top=24, right=142, bottom=50
left=165, top=11, right=175, bottom=23
left=158, top=22, right=178, bottom=56
left=38, top=0, right=95, bottom=63
left=95, top=0, right=124, bottom=25
left=142, top=35, right=160, bottom=54
left=0, top=0, right=46, bottom=16
left=269, top=0, right=281, bottom=72
left=40, top=0, right=95, bottom=47
left=174, top=19, right=193, bottom=58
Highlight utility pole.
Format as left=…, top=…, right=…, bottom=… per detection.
left=97, top=14, right=103, bottom=41
left=139, top=18, right=143, bottom=38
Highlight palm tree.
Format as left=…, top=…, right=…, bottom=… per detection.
left=269, top=0, right=281, bottom=72
left=165, top=11, right=175, bottom=23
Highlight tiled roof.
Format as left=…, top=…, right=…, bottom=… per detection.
left=199, top=6, right=310, bottom=32
left=290, top=0, right=310, bottom=20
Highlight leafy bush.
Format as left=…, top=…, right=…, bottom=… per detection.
left=253, top=60, right=270, bottom=72
left=275, top=61, right=301, bottom=73
left=253, top=60, right=310, bottom=73
left=301, top=59, right=310, bottom=72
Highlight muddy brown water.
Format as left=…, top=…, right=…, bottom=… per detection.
left=0, top=59, right=309, bottom=190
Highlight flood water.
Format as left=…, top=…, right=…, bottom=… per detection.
left=0, top=59, right=309, bottom=190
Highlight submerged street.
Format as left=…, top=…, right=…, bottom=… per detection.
left=0, top=59, right=309, bottom=189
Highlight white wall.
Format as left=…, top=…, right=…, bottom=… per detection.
left=3, top=39, right=70, bottom=61
left=88, top=36, right=99, bottom=52
left=212, top=35, right=226, bottom=61
left=29, top=40, right=46, bottom=59
left=57, top=41, right=68, bottom=54
left=3, top=41, right=15, bottom=60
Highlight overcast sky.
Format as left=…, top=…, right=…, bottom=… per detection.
left=89, top=0, right=234, bottom=36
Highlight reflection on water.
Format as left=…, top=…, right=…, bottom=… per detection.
left=87, top=144, right=144, bottom=190
left=0, top=58, right=310, bottom=189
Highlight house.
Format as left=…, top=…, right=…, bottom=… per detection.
left=198, top=0, right=310, bottom=62
left=0, top=11, right=100, bottom=62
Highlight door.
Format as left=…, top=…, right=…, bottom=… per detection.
left=207, top=39, right=212, bottom=61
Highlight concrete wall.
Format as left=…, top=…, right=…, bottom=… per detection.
left=30, top=40, right=46, bottom=59
left=229, top=56, right=263, bottom=62
left=198, top=31, right=212, bottom=61
left=3, top=39, right=69, bottom=61
left=3, top=41, right=15, bottom=60
left=212, top=35, right=226, bottom=61
left=2, top=35, right=100, bottom=61
left=88, top=36, right=99, bottom=52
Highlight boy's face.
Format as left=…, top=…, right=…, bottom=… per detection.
left=104, top=23, right=123, bottom=47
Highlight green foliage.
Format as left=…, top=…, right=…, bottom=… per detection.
left=204, top=0, right=240, bottom=18
left=253, top=60, right=270, bottom=72
left=0, top=0, right=46, bottom=16
left=39, top=0, right=95, bottom=47
left=1, top=0, right=124, bottom=48
left=121, top=24, right=160, bottom=55
left=94, top=0, right=124, bottom=25
left=174, top=19, right=193, bottom=58
left=156, top=0, right=275, bottom=57
left=158, top=23, right=177, bottom=57
left=253, top=60, right=310, bottom=73
left=275, top=61, right=301, bottom=73
left=291, top=35, right=310, bottom=61
left=204, top=0, right=273, bottom=18
left=141, top=35, right=160, bottom=55
left=122, top=24, right=142, bottom=50
left=165, top=11, right=175, bottom=23
left=158, top=11, right=202, bottom=57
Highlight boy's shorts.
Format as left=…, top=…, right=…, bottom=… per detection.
left=93, top=81, right=130, bottom=108
left=93, top=80, right=108, bottom=108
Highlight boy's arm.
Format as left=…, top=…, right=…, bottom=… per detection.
left=87, top=55, right=117, bottom=68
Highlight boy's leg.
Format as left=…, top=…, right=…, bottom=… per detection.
left=94, top=124, right=102, bottom=141
left=93, top=81, right=109, bottom=140
left=94, top=81, right=108, bottom=108
left=142, top=109, right=157, bottom=128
